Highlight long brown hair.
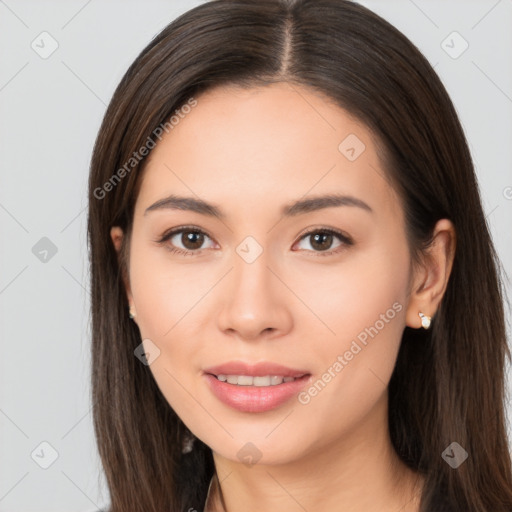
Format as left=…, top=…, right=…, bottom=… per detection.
left=87, top=1, right=512, bottom=510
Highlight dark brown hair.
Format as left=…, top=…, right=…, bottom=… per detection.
left=87, top=1, right=512, bottom=510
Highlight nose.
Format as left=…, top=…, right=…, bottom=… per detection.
left=216, top=246, right=293, bottom=342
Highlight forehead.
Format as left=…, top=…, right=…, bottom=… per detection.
left=135, top=82, right=402, bottom=221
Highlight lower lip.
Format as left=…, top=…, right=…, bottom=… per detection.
left=203, top=373, right=312, bottom=413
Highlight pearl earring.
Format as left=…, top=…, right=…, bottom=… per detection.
left=129, top=308, right=135, bottom=319
left=181, top=432, right=196, bottom=454
left=418, top=312, right=431, bottom=329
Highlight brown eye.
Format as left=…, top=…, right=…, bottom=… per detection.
left=179, top=230, right=206, bottom=250
left=309, top=232, right=335, bottom=251
left=295, top=228, right=353, bottom=256
left=157, top=226, right=215, bottom=255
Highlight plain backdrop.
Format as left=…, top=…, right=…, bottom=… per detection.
left=0, top=1, right=511, bottom=510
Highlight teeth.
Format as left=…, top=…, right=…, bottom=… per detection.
left=236, top=375, right=254, bottom=386
left=216, top=374, right=299, bottom=386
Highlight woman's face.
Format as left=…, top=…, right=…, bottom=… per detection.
left=112, top=82, right=418, bottom=465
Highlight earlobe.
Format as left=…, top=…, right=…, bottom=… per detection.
left=110, top=226, right=137, bottom=321
left=405, top=219, right=456, bottom=330
left=110, top=226, right=124, bottom=254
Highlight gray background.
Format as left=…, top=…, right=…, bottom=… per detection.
left=0, top=0, right=511, bottom=510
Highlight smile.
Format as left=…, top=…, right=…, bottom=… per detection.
left=214, top=374, right=304, bottom=386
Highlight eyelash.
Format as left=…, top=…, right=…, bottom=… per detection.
left=155, top=225, right=354, bottom=257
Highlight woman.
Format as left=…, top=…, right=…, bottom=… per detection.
left=87, top=1, right=512, bottom=511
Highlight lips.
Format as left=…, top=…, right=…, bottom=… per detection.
left=203, top=360, right=312, bottom=413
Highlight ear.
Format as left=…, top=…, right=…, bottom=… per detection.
left=110, top=226, right=137, bottom=321
left=405, top=219, right=456, bottom=329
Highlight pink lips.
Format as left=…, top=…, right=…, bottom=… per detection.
left=203, top=360, right=312, bottom=413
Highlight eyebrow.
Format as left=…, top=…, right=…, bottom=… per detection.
left=144, top=193, right=373, bottom=219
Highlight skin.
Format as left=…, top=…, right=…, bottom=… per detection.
left=110, top=82, right=456, bottom=512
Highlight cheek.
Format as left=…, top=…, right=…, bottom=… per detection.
left=128, top=246, right=207, bottom=418
left=128, top=263, right=187, bottom=411
left=128, top=241, right=215, bottom=380
left=129, top=240, right=208, bottom=339
left=291, top=247, right=410, bottom=445
left=301, top=241, right=410, bottom=394
left=290, top=243, right=410, bottom=346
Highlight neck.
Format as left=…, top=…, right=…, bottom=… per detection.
left=211, top=392, right=424, bottom=512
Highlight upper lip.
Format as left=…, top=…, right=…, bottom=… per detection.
left=203, top=361, right=310, bottom=378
